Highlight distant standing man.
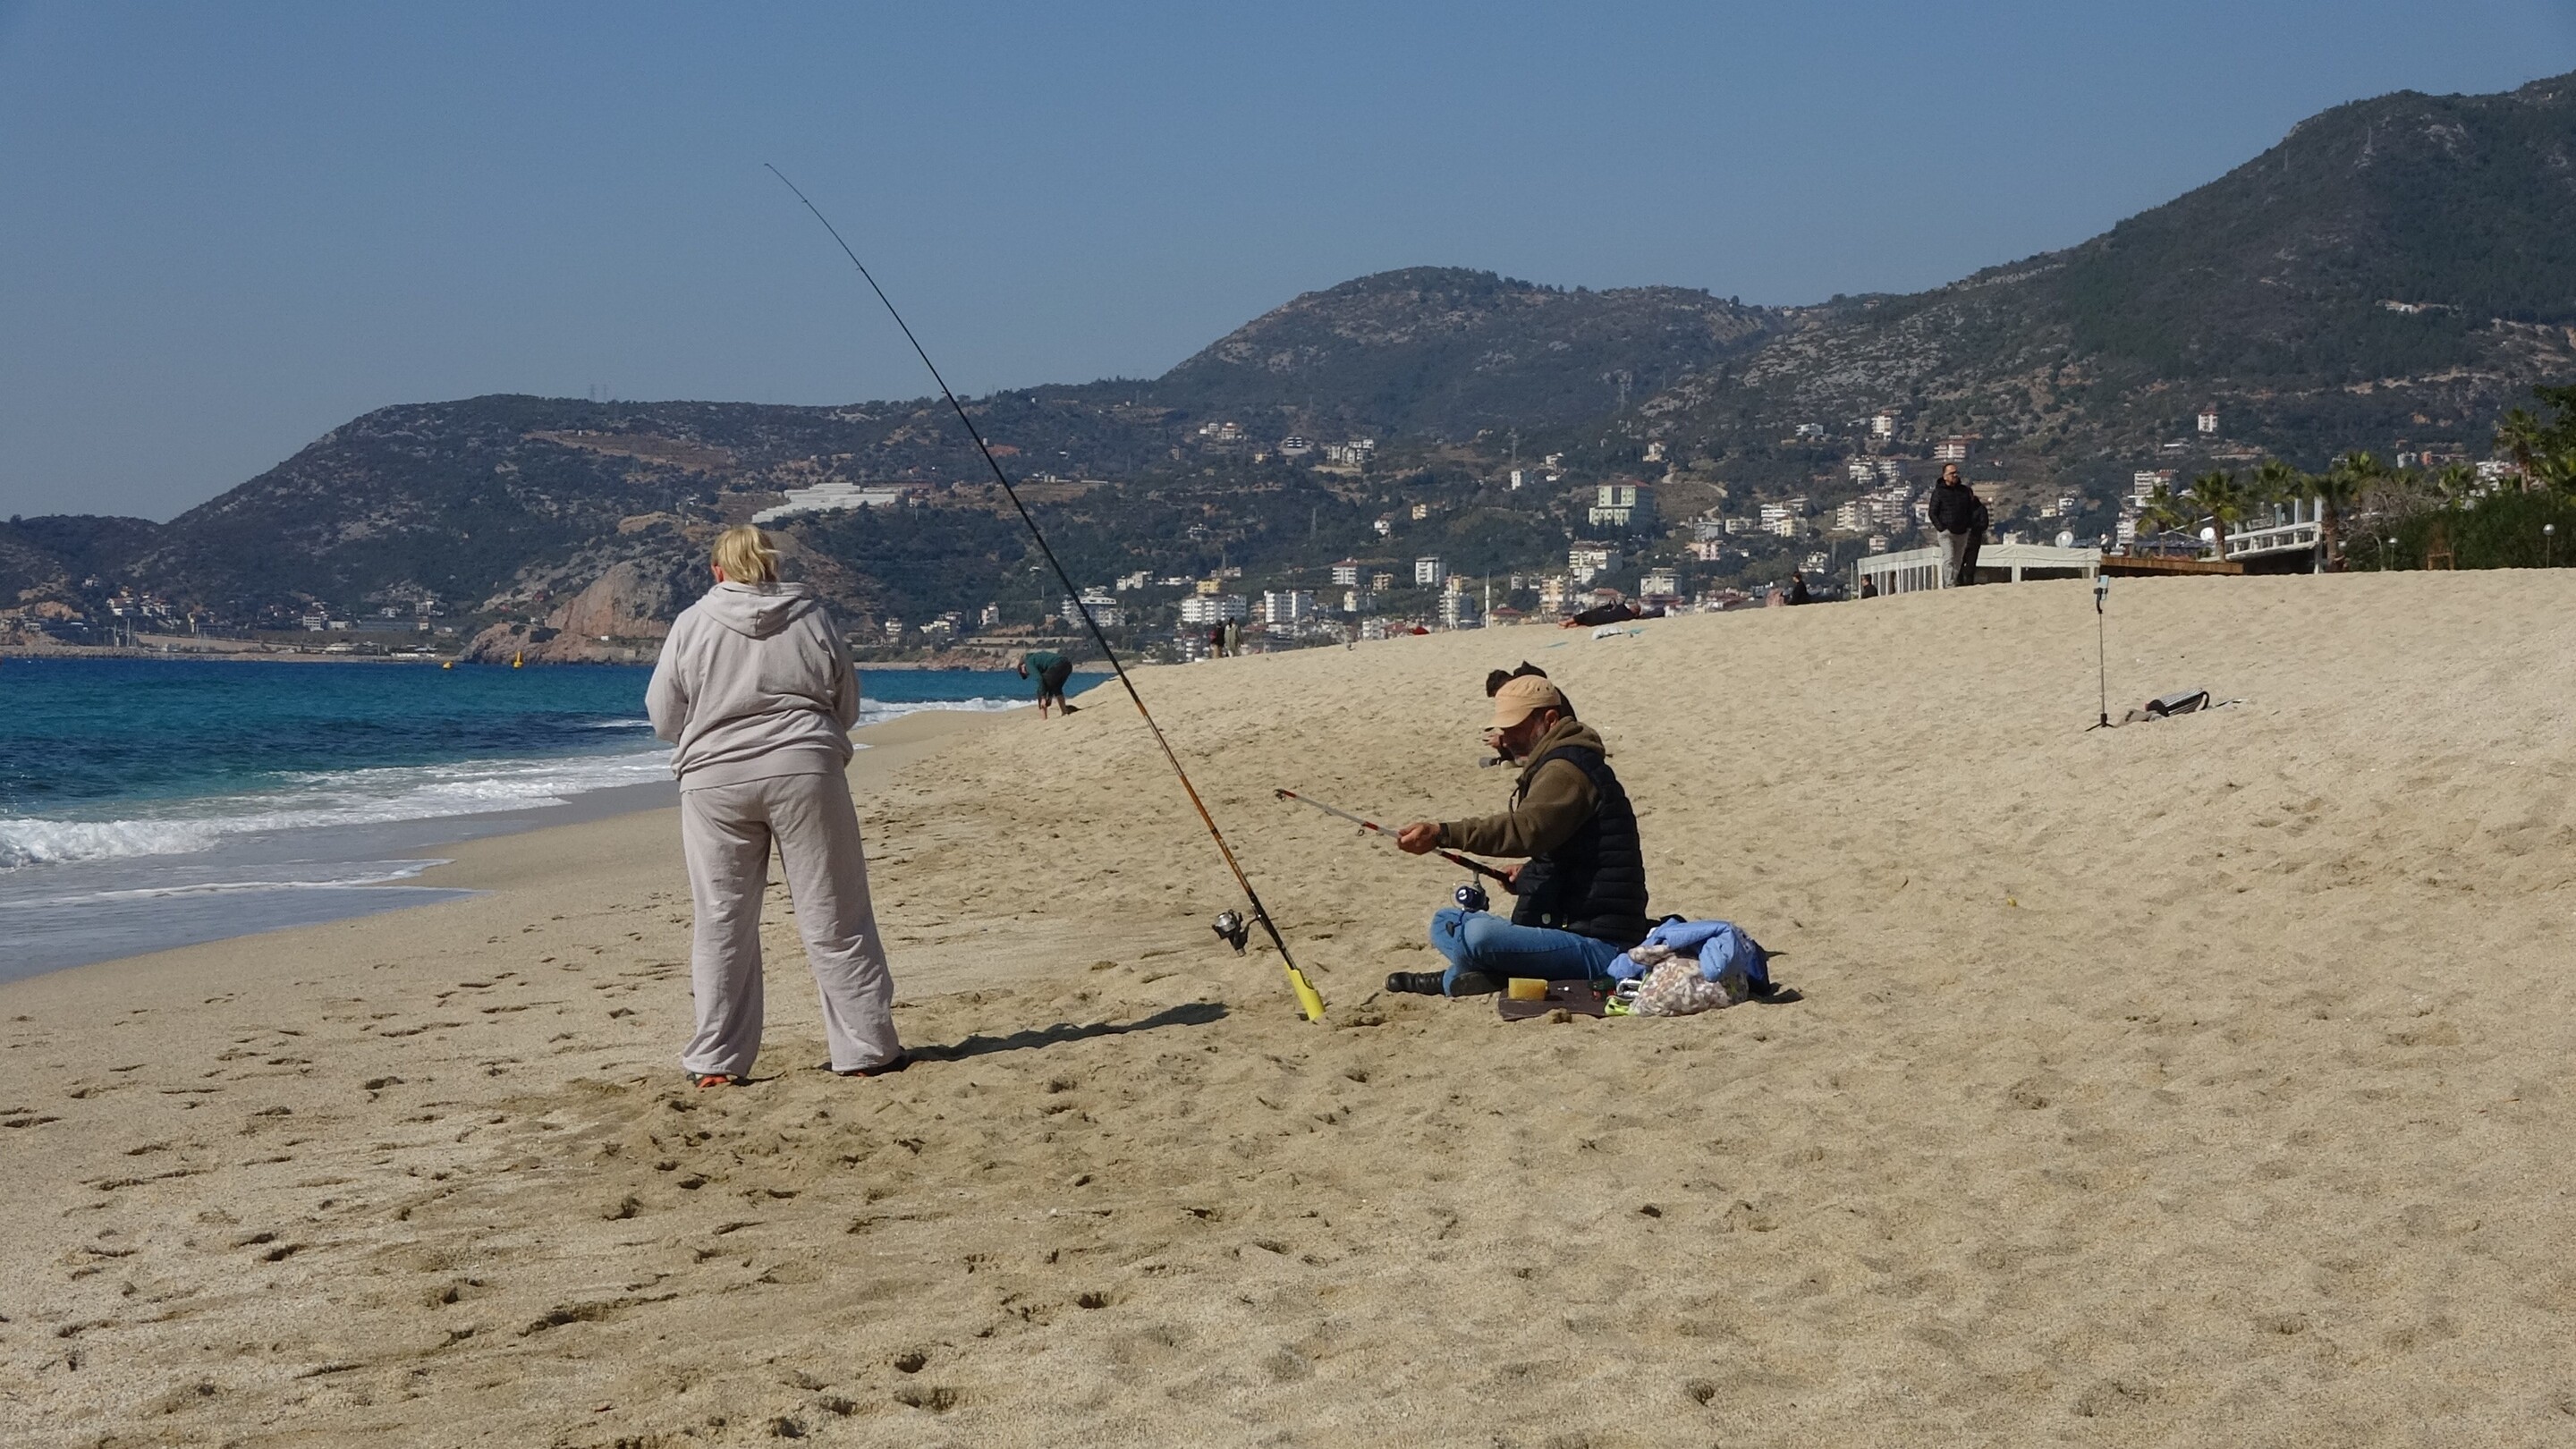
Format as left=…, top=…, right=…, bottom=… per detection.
left=1018, top=648, right=1079, bottom=718
left=1385, top=676, right=1654, bottom=996
left=1929, top=462, right=1981, bottom=587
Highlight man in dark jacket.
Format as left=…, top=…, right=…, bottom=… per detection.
left=1928, top=462, right=1981, bottom=586
left=1386, top=675, right=1653, bottom=996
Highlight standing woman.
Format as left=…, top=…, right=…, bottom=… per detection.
left=646, top=525, right=906, bottom=1087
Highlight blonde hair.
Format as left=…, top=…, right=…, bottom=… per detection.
left=712, top=525, right=780, bottom=584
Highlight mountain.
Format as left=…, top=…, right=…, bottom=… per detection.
left=1148, top=267, right=1782, bottom=441
left=13, top=71, right=2576, bottom=647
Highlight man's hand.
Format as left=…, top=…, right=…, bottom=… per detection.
left=1394, top=822, right=1441, bottom=855
left=1498, top=862, right=1522, bottom=894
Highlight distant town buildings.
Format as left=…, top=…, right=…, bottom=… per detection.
left=2197, top=408, right=2221, bottom=435
left=1061, top=589, right=1123, bottom=629
left=1869, top=411, right=1897, bottom=440
left=1321, top=438, right=1377, bottom=467
left=1413, top=556, right=1446, bottom=588
left=1330, top=559, right=1361, bottom=586
left=1638, top=568, right=1680, bottom=600
left=1195, top=420, right=1247, bottom=443
left=1277, top=436, right=1314, bottom=457
left=1437, top=591, right=1482, bottom=629
left=1369, top=571, right=1396, bottom=592
left=1933, top=436, right=1970, bottom=464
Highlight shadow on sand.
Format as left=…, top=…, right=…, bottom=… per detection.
left=911, top=1000, right=1228, bottom=1063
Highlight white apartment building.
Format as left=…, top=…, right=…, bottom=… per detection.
left=2197, top=408, right=2220, bottom=435
left=1639, top=568, right=1680, bottom=598
left=1934, top=437, right=1970, bottom=463
left=1178, top=594, right=1248, bottom=624
left=1567, top=544, right=1622, bottom=584
left=2131, top=469, right=2176, bottom=504
left=1537, top=574, right=1576, bottom=612
left=1870, top=411, right=1897, bottom=439
left=1438, top=592, right=1481, bottom=629
left=1330, top=559, right=1361, bottom=586
left=1060, top=592, right=1124, bottom=629
left=1690, top=539, right=1730, bottom=563
left=1589, top=483, right=1656, bottom=530
left=1759, top=502, right=1803, bottom=538
left=1413, top=555, right=1446, bottom=587
left=1342, top=589, right=1376, bottom=614
left=1261, top=590, right=1317, bottom=626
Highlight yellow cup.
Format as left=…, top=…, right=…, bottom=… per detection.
left=1505, top=977, right=1549, bottom=1001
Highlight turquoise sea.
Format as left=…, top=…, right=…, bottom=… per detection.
left=0, top=658, right=1096, bottom=979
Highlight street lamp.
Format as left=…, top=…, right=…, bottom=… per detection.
left=2382, top=535, right=2398, bottom=571
left=2546, top=522, right=2557, bottom=569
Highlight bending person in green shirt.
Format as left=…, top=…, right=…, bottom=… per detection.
left=1017, top=650, right=1079, bottom=719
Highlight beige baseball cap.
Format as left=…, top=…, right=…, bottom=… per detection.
left=1489, top=674, right=1566, bottom=728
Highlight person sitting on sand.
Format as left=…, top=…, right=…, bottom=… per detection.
left=1018, top=648, right=1079, bottom=718
left=645, top=524, right=907, bottom=1088
left=1385, top=675, right=1653, bottom=996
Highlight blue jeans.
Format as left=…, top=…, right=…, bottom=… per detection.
left=1428, top=908, right=1626, bottom=996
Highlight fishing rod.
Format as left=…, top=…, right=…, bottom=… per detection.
left=768, top=165, right=1324, bottom=1025
left=1273, top=788, right=1514, bottom=886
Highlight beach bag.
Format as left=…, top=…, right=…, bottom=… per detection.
left=2144, top=688, right=2209, bottom=718
left=1623, top=944, right=1748, bottom=1016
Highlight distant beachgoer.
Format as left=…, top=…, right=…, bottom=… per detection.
left=1385, top=675, right=1651, bottom=996
left=1018, top=649, right=1078, bottom=718
left=1564, top=598, right=1641, bottom=629
left=1961, top=489, right=1990, bottom=584
left=645, top=524, right=905, bottom=1089
left=1860, top=577, right=1879, bottom=598
left=1930, top=463, right=1979, bottom=586
left=1208, top=623, right=1226, bottom=658
left=1787, top=574, right=1812, bottom=606
left=1224, top=619, right=1242, bottom=656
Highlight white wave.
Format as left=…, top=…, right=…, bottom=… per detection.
left=0, top=748, right=671, bottom=870
left=0, top=860, right=450, bottom=909
left=856, top=694, right=1033, bottom=724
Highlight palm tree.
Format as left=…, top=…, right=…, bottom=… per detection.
left=2138, top=483, right=2192, bottom=544
left=2431, top=462, right=2480, bottom=507
left=2190, top=470, right=2250, bottom=561
left=2314, top=452, right=2382, bottom=571
left=2251, top=457, right=2308, bottom=510
left=2496, top=407, right=2544, bottom=492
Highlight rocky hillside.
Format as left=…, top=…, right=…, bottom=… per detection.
left=1623, top=72, right=2576, bottom=477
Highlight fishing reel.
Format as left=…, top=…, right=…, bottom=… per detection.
left=1453, top=882, right=1490, bottom=914
left=1210, top=910, right=1250, bottom=955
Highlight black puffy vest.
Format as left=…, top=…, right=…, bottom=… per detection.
left=1509, top=745, right=1651, bottom=947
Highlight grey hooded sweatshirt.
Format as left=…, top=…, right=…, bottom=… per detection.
left=646, top=581, right=859, bottom=788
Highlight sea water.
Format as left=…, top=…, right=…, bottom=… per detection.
left=0, top=658, right=1089, bottom=980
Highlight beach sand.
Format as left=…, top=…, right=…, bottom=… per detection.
left=4, top=572, right=2573, bottom=1446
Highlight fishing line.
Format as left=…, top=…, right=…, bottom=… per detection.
left=1273, top=788, right=1513, bottom=885
left=767, top=165, right=1324, bottom=1023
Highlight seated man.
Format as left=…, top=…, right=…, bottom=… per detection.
left=1387, top=675, right=1653, bottom=996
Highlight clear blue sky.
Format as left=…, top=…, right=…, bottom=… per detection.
left=4, top=1, right=2572, bottom=521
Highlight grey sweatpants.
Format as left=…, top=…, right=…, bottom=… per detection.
left=1938, top=530, right=1971, bottom=586
left=678, top=770, right=901, bottom=1076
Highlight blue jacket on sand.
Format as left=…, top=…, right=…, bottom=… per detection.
left=1606, top=919, right=1770, bottom=992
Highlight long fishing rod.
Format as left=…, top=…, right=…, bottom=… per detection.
left=1273, top=788, right=1514, bottom=886
left=767, top=165, right=1324, bottom=1024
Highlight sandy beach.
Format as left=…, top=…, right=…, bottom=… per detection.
left=4, top=572, right=2573, bottom=1447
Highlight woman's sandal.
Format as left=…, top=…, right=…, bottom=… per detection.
left=833, top=1053, right=911, bottom=1079
left=694, top=1073, right=745, bottom=1089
